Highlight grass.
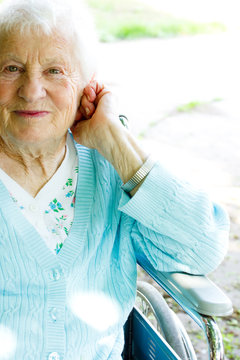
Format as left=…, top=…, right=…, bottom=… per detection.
left=177, top=98, right=223, bottom=112
left=177, top=101, right=203, bottom=112
left=221, top=330, right=240, bottom=360
left=86, top=0, right=226, bottom=42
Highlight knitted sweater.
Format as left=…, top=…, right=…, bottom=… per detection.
left=0, top=143, right=229, bottom=360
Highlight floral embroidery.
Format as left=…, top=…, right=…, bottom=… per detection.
left=71, top=196, right=76, bottom=208
left=49, top=199, right=64, bottom=212
left=55, top=242, right=63, bottom=254
left=11, top=173, right=76, bottom=255
left=44, top=175, right=76, bottom=254
left=10, top=193, right=21, bottom=206
left=66, top=190, right=74, bottom=198
left=10, top=193, right=24, bottom=210
left=65, top=178, right=73, bottom=187
left=8, top=142, right=78, bottom=256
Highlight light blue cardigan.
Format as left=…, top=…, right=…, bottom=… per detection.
left=0, top=143, right=229, bottom=360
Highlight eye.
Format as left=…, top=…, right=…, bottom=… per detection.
left=6, top=65, right=20, bottom=73
left=48, top=68, right=61, bottom=75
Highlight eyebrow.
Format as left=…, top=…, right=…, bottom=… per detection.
left=0, top=54, right=68, bottom=66
left=43, top=58, right=69, bottom=66
left=0, top=54, right=23, bottom=63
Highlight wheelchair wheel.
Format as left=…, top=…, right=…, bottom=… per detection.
left=136, top=281, right=197, bottom=360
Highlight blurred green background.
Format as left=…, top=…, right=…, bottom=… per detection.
left=86, top=0, right=226, bottom=41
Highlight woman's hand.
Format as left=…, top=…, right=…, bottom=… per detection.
left=71, top=80, right=119, bottom=151
left=71, top=81, right=149, bottom=193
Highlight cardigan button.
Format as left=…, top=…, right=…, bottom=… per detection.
left=50, top=307, right=59, bottom=322
left=29, top=203, right=39, bottom=212
left=49, top=268, right=62, bottom=281
left=48, top=352, right=60, bottom=360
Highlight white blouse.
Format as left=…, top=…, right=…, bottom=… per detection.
left=0, top=134, right=78, bottom=255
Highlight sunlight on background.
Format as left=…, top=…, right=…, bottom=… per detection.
left=139, top=0, right=239, bottom=27
left=89, top=0, right=240, bottom=204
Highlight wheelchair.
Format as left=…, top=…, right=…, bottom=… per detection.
left=122, top=258, right=233, bottom=360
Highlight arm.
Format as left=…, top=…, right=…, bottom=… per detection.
left=71, top=81, right=149, bottom=196
left=118, top=161, right=230, bottom=274
left=71, top=81, right=230, bottom=274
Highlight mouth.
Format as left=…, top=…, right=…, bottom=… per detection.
left=14, top=110, right=50, bottom=118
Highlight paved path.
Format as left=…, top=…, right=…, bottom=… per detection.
left=98, top=32, right=240, bottom=131
left=98, top=33, right=240, bottom=190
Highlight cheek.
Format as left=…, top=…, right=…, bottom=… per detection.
left=0, top=81, right=15, bottom=106
left=50, top=82, right=83, bottom=131
left=53, top=81, right=82, bottom=113
left=0, top=82, right=15, bottom=134
left=52, top=83, right=83, bottom=130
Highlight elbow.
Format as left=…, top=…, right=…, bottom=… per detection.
left=195, top=225, right=230, bottom=275
left=201, top=204, right=230, bottom=274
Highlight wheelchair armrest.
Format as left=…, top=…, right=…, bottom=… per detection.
left=138, top=260, right=233, bottom=318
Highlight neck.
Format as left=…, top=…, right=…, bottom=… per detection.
left=0, top=135, right=67, bottom=197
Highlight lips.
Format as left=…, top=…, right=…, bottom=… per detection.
left=14, top=110, right=50, bottom=118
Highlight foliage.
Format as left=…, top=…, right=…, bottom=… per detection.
left=86, top=0, right=226, bottom=42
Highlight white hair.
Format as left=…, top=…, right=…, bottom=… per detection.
left=0, top=0, right=99, bottom=82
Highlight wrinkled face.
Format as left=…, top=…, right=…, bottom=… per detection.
left=0, top=29, right=84, bottom=147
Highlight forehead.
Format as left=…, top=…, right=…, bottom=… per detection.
left=0, top=29, right=75, bottom=64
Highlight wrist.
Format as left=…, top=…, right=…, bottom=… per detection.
left=121, top=156, right=155, bottom=193
left=96, top=120, right=148, bottom=183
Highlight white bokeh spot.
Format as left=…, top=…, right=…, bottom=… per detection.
left=0, top=325, right=17, bottom=359
left=69, top=292, right=121, bottom=331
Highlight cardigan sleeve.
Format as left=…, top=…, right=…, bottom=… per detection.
left=118, top=162, right=230, bottom=275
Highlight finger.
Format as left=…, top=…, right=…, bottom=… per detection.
left=88, top=80, right=105, bottom=97
left=81, top=94, right=96, bottom=113
left=94, top=88, right=112, bottom=106
left=80, top=102, right=95, bottom=119
left=83, top=80, right=111, bottom=108
left=84, top=81, right=108, bottom=107
left=92, top=80, right=104, bottom=96
left=83, top=83, right=97, bottom=102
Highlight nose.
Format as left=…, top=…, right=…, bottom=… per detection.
left=18, top=76, right=46, bottom=102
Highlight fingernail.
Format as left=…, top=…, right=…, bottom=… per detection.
left=87, top=95, right=91, bottom=101
left=85, top=107, right=90, bottom=115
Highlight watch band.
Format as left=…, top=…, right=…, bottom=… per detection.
left=121, top=156, right=155, bottom=193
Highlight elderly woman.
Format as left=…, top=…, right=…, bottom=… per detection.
left=0, top=0, right=229, bottom=359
